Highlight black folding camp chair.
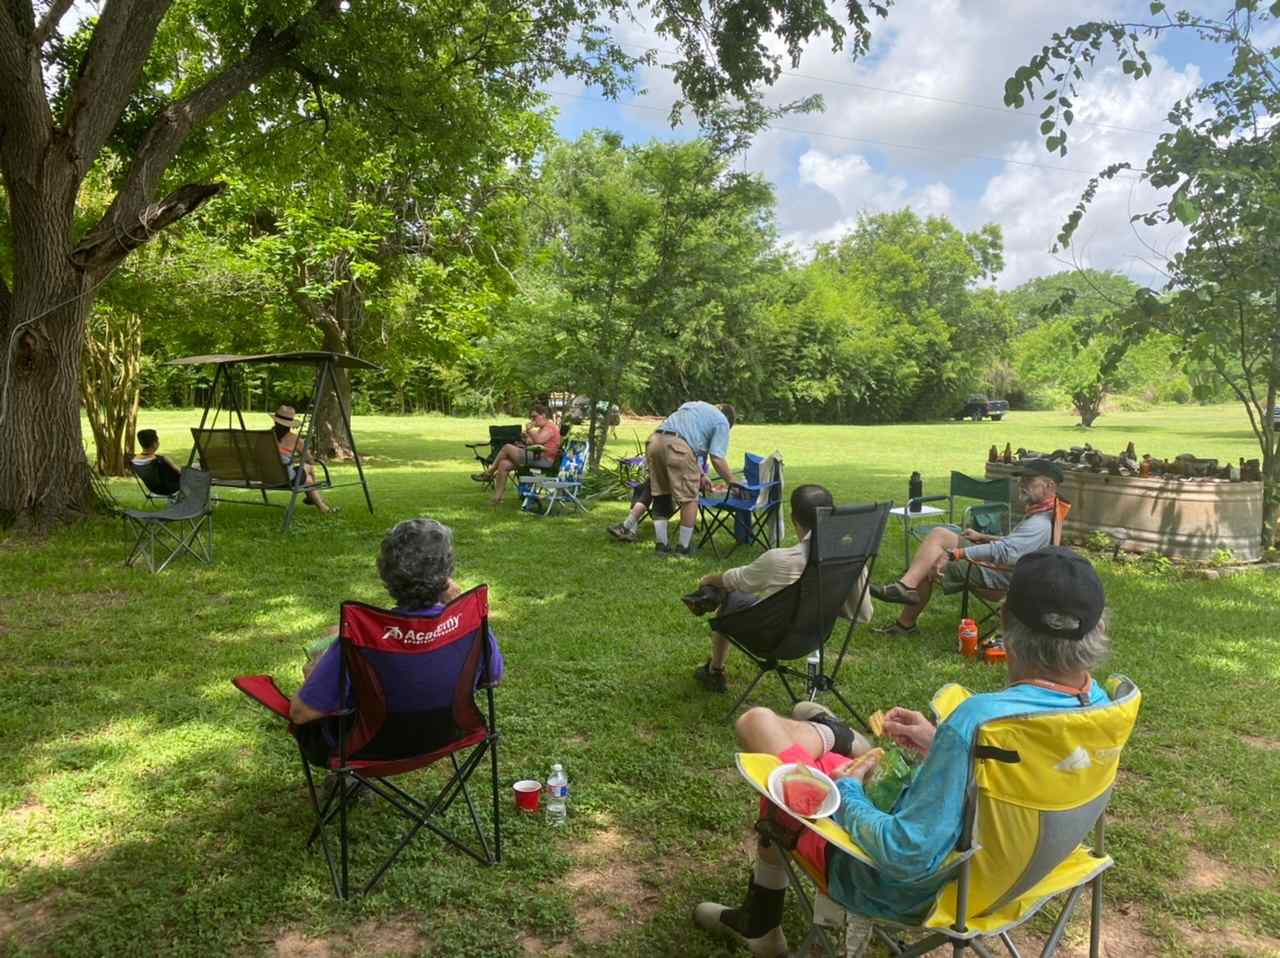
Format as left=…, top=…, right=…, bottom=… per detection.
left=233, top=586, right=501, bottom=898
left=708, top=501, right=891, bottom=726
left=122, top=468, right=213, bottom=573
left=129, top=457, right=182, bottom=506
left=466, top=425, right=524, bottom=489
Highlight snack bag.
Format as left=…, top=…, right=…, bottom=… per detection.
left=862, top=746, right=916, bottom=812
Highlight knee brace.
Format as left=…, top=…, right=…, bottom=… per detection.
left=651, top=494, right=675, bottom=519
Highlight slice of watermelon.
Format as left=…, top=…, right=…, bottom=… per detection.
left=782, top=774, right=829, bottom=817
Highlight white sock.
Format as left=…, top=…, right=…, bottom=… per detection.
left=653, top=519, right=669, bottom=546
left=678, top=524, right=694, bottom=548
left=622, top=514, right=638, bottom=532
left=810, top=722, right=836, bottom=755
left=752, top=857, right=789, bottom=891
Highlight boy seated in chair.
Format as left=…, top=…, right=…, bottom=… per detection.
left=693, top=546, right=1110, bottom=956
left=288, top=518, right=504, bottom=763
left=131, top=428, right=183, bottom=496
left=685, top=484, right=873, bottom=693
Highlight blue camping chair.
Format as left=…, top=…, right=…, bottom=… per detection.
left=519, top=440, right=590, bottom=516
left=696, top=451, right=783, bottom=558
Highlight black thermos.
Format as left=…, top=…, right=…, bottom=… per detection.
left=908, top=471, right=923, bottom=512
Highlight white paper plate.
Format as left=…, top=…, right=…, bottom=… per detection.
left=766, top=763, right=841, bottom=819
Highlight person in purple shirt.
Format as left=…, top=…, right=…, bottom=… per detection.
left=288, top=518, right=503, bottom=763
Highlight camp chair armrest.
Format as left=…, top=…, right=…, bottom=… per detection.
left=465, top=441, right=491, bottom=450
left=911, top=495, right=949, bottom=506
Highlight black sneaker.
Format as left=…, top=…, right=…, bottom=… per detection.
left=655, top=542, right=672, bottom=557
left=790, top=701, right=870, bottom=757
left=669, top=544, right=696, bottom=559
left=693, top=662, right=728, bottom=693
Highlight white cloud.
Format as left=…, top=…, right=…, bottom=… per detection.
left=546, top=0, right=1210, bottom=288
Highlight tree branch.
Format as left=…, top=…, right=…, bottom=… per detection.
left=76, top=0, right=342, bottom=274
left=32, top=0, right=75, bottom=48
left=0, top=0, right=55, bottom=172
left=70, top=181, right=226, bottom=272
left=65, top=0, right=173, bottom=167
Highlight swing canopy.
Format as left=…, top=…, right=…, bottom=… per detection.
left=172, top=351, right=379, bottom=533
left=171, top=351, right=381, bottom=371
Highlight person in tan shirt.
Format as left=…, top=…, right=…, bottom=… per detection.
left=690, top=484, right=874, bottom=693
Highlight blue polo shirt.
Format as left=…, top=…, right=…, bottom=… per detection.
left=658, top=401, right=730, bottom=459
left=828, top=679, right=1108, bottom=922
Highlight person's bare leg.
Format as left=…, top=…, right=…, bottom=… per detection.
left=899, top=526, right=960, bottom=589
left=484, top=444, right=520, bottom=478
left=491, top=460, right=514, bottom=504
left=709, top=633, right=730, bottom=670
left=735, top=706, right=826, bottom=759
left=302, top=465, right=331, bottom=512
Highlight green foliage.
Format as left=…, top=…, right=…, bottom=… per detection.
left=1009, top=5, right=1280, bottom=541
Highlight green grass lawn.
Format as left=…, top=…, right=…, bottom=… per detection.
left=1, top=405, right=1277, bottom=958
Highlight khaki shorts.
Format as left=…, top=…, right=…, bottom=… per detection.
left=646, top=432, right=701, bottom=506
left=940, top=558, right=1010, bottom=594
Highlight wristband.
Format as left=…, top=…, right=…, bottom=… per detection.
left=950, top=548, right=965, bottom=562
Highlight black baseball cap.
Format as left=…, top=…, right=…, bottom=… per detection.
left=1006, top=546, right=1104, bottom=640
left=1015, top=458, right=1064, bottom=483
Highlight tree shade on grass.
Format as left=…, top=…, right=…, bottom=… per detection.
left=0, top=406, right=1277, bottom=957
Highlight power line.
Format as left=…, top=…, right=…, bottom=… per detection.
left=542, top=88, right=1145, bottom=179
left=607, top=40, right=1165, bottom=137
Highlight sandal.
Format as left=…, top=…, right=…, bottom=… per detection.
left=870, top=581, right=921, bottom=605
left=471, top=472, right=491, bottom=482
left=872, top=620, right=919, bottom=637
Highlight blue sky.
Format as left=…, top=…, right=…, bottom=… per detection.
left=542, top=1, right=1240, bottom=288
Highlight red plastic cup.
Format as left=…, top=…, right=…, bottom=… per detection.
left=513, top=780, right=542, bottom=813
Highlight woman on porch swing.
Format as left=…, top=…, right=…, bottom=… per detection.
left=272, top=405, right=336, bottom=514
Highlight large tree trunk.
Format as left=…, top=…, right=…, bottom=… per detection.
left=0, top=153, right=100, bottom=528
left=310, top=317, right=355, bottom=462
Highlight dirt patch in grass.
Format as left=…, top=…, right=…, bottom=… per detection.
left=0, top=891, right=73, bottom=949
left=348, top=920, right=427, bottom=956
left=1183, top=924, right=1280, bottom=957
left=273, top=932, right=334, bottom=958
left=515, top=932, right=572, bottom=955
left=555, top=819, right=661, bottom=947
left=270, top=920, right=426, bottom=958
left=1241, top=735, right=1280, bottom=752
left=1185, top=847, right=1235, bottom=891
left=999, top=899, right=1158, bottom=958
left=4, top=797, right=49, bottom=826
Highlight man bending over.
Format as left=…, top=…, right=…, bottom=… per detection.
left=626, top=400, right=735, bottom=557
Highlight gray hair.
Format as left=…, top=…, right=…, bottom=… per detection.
left=377, top=518, right=455, bottom=610
left=1004, top=610, right=1109, bottom=675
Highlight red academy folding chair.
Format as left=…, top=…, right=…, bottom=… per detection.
left=234, top=586, right=501, bottom=898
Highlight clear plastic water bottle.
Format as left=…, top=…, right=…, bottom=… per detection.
left=806, top=651, right=821, bottom=695
left=546, top=764, right=568, bottom=826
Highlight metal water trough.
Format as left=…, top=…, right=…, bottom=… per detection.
left=985, top=462, right=1263, bottom=562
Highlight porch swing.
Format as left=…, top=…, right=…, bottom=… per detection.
left=173, top=351, right=379, bottom=533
